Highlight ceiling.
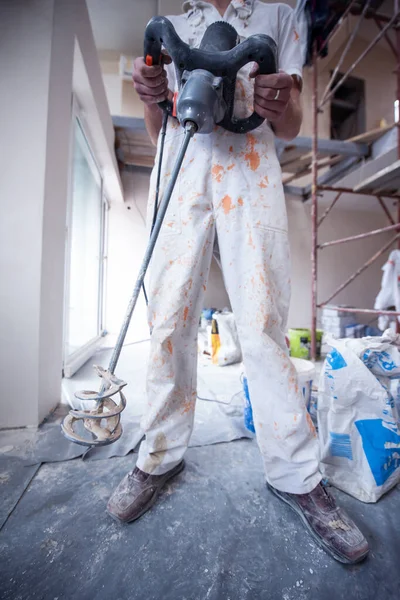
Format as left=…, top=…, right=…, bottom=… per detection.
left=86, top=0, right=162, bottom=56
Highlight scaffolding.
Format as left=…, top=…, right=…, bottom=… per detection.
left=282, top=0, right=400, bottom=360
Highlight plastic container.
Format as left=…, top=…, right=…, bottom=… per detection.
left=201, top=308, right=215, bottom=329
left=242, top=373, right=255, bottom=433
left=290, top=357, right=316, bottom=411
left=242, top=357, right=316, bottom=432
left=288, top=328, right=323, bottom=359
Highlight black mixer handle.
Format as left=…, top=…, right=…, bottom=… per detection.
left=144, top=16, right=277, bottom=133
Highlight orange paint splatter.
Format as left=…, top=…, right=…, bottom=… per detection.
left=294, top=28, right=300, bottom=42
left=222, top=194, right=234, bottom=215
left=238, top=197, right=244, bottom=206
left=181, top=399, right=195, bottom=416
left=248, top=231, right=255, bottom=249
left=244, top=134, right=260, bottom=171
left=227, top=163, right=235, bottom=170
left=212, top=164, right=224, bottom=183
left=167, top=340, right=173, bottom=355
left=229, top=146, right=233, bottom=153
left=258, top=176, right=269, bottom=189
left=183, top=306, right=189, bottom=322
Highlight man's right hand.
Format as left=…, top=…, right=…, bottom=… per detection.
left=132, top=55, right=172, bottom=107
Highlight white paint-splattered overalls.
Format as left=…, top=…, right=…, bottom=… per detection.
left=136, top=0, right=321, bottom=494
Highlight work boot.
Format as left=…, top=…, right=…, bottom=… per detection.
left=107, top=460, right=185, bottom=523
left=267, top=482, right=369, bottom=564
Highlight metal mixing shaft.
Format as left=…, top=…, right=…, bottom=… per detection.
left=61, top=122, right=197, bottom=446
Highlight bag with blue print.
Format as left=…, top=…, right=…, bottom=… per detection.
left=318, top=330, right=400, bottom=502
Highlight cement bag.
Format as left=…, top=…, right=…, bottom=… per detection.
left=211, top=311, right=242, bottom=366
left=318, top=330, right=400, bottom=503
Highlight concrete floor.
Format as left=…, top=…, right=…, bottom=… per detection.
left=1, top=436, right=400, bottom=600
left=1, top=345, right=400, bottom=599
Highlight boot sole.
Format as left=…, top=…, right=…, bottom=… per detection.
left=267, top=483, right=369, bottom=565
left=107, top=460, right=185, bottom=524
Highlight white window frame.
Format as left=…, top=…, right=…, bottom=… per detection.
left=63, top=95, right=108, bottom=378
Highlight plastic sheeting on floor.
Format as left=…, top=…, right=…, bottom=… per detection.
left=14, top=341, right=253, bottom=465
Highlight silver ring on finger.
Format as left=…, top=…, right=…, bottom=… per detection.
left=274, top=89, right=280, bottom=101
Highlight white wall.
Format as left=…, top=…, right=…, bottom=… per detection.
left=0, top=0, right=54, bottom=427
left=38, top=0, right=77, bottom=425
left=287, top=199, right=392, bottom=329
left=106, top=169, right=150, bottom=343
left=98, top=50, right=145, bottom=119
left=0, top=0, right=121, bottom=428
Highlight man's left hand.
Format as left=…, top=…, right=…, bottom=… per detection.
left=250, top=68, right=293, bottom=123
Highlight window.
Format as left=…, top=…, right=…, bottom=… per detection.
left=63, top=105, right=107, bottom=377
left=330, top=73, right=366, bottom=140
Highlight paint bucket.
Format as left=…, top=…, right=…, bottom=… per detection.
left=290, top=357, right=316, bottom=411
left=242, top=372, right=255, bottom=433
left=288, top=328, right=323, bottom=360
left=241, top=357, right=316, bottom=432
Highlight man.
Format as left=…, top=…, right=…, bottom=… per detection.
left=108, top=0, right=369, bottom=565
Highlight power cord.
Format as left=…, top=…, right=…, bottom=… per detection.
left=197, top=390, right=244, bottom=405
left=141, top=110, right=169, bottom=307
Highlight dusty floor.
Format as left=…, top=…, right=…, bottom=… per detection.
left=1, top=436, right=400, bottom=600
left=1, top=344, right=399, bottom=599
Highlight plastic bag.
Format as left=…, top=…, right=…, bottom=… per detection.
left=374, top=249, right=400, bottom=331
left=318, top=330, right=400, bottom=503
left=211, top=311, right=242, bottom=367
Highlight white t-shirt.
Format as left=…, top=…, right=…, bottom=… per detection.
left=164, top=0, right=303, bottom=93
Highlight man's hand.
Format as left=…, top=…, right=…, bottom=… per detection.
left=132, top=54, right=173, bottom=145
left=250, top=68, right=302, bottom=141
left=250, top=69, right=293, bottom=122
left=132, top=54, right=172, bottom=107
